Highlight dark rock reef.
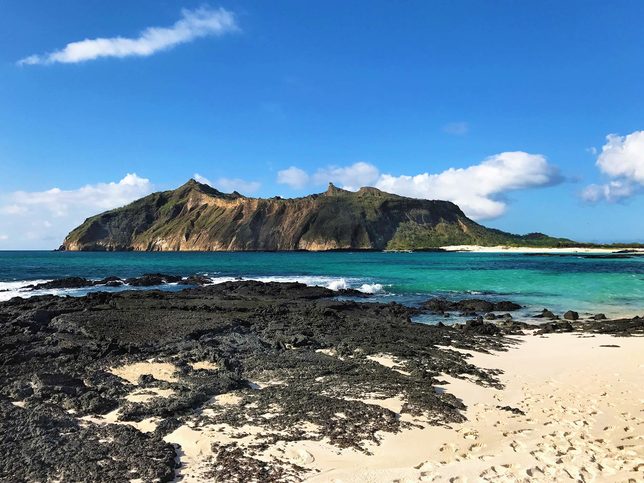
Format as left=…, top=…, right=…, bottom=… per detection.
left=1, top=280, right=640, bottom=481
left=423, top=298, right=522, bottom=314
left=1, top=280, right=514, bottom=482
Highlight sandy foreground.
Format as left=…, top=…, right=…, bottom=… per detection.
left=152, top=332, right=643, bottom=482
left=439, top=245, right=644, bottom=254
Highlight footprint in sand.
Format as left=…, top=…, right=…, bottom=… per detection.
left=439, top=442, right=459, bottom=454
left=467, top=442, right=485, bottom=452
left=285, top=448, right=315, bottom=465
left=526, top=466, right=546, bottom=477
left=509, top=440, right=524, bottom=452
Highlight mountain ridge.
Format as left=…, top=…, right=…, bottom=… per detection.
left=60, top=179, right=577, bottom=251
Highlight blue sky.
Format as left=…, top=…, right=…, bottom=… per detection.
left=1, top=0, right=643, bottom=248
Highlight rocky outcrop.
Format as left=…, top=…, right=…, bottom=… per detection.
left=0, top=280, right=509, bottom=481
left=60, top=179, right=574, bottom=251
left=423, top=298, right=522, bottom=314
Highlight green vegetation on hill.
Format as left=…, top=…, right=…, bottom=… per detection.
left=61, top=179, right=632, bottom=252
left=385, top=222, right=576, bottom=250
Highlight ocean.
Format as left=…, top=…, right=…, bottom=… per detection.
left=0, top=250, right=642, bottom=319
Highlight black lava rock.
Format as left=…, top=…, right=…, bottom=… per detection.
left=125, top=273, right=183, bottom=286
left=563, top=310, right=579, bottom=321
left=535, top=321, right=574, bottom=334
left=423, top=298, right=521, bottom=314
left=462, top=318, right=501, bottom=335
left=178, top=275, right=213, bottom=286
left=29, top=277, right=94, bottom=290
left=536, top=308, right=557, bottom=319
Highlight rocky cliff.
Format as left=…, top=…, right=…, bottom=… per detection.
left=59, top=179, right=572, bottom=251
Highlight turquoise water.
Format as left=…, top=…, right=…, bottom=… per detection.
left=0, top=251, right=642, bottom=317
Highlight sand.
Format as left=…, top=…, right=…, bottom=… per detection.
left=125, top=387, right=176, bottom=403
left=164, top=420, right=268, bottom=480
left=366, top=353, right=412, bottom=376
left=440, top=245, right=644, bottom=254
left=302, top=332, right=644, bottom=481
left=84, top=334, right=643, bottom=481
left=110, top=361, right=179, bottom=384
left=79, top=361, right=180, bottom=434
left=188, top=361, right=220, bottom=371
left=161, top=332, right=643, bottom=481
left=80, top=408, right=161, bottom=434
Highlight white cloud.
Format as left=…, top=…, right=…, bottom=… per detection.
left=0, top=174, right=153, bottom=249
left=376, top=152, right=560, bottom=220
left=193, top=173, right=260, bottom=194
left=18, top=6, right=238, bottom=66
left=277, top=162, right=380, bottom=191
left=0, top=204, right=27, bottom=215
left=597, top=132, right=644, bottom=183
left=0, top=235, right=8, bottom=241
left=582, top=131, right=644, bottom=202
left=8, top=173, right=153, bottom=217
left=193, top=173, right=213, bottom=185
left=443, top=121, right=469, bottom=136
left=277, top=167, right=310, bottom=189
left=313, top=162, right=381, bottom=191
left=277, top=153, right=560, bottom=220
left=581, top=181, right=636, bottom=203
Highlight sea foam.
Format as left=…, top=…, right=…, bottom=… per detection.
left=0, top=275, right=385, bottom=301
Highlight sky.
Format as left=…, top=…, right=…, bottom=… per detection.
left=1, top=0, right=643, bottom=249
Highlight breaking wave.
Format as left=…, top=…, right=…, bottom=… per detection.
left=0, top=275, right=387, bottom=301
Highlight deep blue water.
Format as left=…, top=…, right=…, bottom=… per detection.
left=0, top=251, right=642, bottom=318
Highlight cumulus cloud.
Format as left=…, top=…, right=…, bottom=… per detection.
left=313, top=162, right=381, bottom=191
left=581, top=181, right=636, bottom=203
left=582, top=131, right=644, bottom=202
left=8, top=173, right=153, bottom=216
left=193, top=173, right=260, bottom=194
left=376, top=152, right=560, bottom=220
left=277, top=167, right=310, bottom=189
left=597, top=132, right=644, bottom=183
left=0, top=204, right=28, bottom=215
left=277, top=162, right=380, bottom=191
left=277, top=153, right=561, bottom=220
left=0, top=174, right=153, bottom=249
left=18, top=6, right=238, bottom=66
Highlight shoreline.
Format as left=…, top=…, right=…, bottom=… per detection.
left=301, top=332, right=644, bottom=481
left=0, top=281, right=642, bottom=481
left=160, top=332, right=644, bottom=482
left=439, top=244, right=644, bottom=254
left=2, top=272, right=643, bottom=320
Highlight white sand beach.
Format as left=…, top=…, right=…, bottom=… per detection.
left=440, top=245, right=644, bottom=254
left=158, top=333, right=643, bottom=482
left=301, top=333, right=644, bottom=482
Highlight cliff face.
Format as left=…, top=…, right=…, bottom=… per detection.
left=60, top=179, right=569, bottom=251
